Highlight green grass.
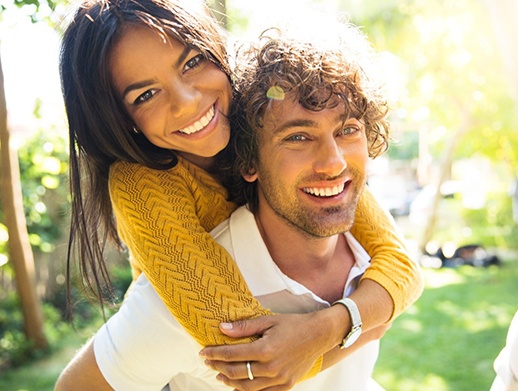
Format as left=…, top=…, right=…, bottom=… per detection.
left=0, top=320, right=103, bottom=391
left=1, top=260, right=517, bottom=391
left=374, top=259, right=518, bottom=391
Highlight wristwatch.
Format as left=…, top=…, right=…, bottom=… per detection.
left=332, top=297, right=362, bottom=349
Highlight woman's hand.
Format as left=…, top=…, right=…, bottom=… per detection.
left=199, top=308, right=348, bottom=391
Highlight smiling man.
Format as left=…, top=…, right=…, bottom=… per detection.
left=196, top=24, right=392, bottom=389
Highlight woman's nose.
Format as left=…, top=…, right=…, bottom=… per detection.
left=168, top=79, right=201, bottom=118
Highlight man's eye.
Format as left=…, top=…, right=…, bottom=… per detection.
left=339, top=126, right=359, bottom=136
left=185, top=54, right=205, bottom=71
left=286, top=134, right=307, bottom=142
left=134, top=89, right=157, bottom=105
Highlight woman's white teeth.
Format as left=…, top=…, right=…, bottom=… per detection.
left=179, top=106, right=215, bottom=134
left=303, top=183, right=345, bottom=197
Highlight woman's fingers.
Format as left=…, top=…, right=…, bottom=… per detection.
left=218, top=315, right=278, bottom=338
left=204, top=359, right=256, bottom=380
left=200, top=316, right=279, bottom=362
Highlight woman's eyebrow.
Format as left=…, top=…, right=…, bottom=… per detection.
left=175, top=45, right=192, bottom=68
left=122, top=79, right=154, bottom=101
left=121, top=46, right=193, bottom=101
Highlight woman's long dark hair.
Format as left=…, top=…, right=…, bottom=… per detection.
left=60, top=0, right=230, bottom=313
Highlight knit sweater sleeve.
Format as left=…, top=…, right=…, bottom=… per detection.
left=109, top=160, right=325, bottom=378
left=109, top=160, right=271, bottom=347
left=350, top=186, right=424, bottom=320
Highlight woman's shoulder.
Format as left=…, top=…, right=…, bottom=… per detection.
left=109, top=159, right=188, bottom=183
left=108, top=158, right=218, bottom=194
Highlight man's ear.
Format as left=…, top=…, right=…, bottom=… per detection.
left=241, top=168, right=258, bottom=183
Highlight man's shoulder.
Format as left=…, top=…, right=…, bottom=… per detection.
left=210, top=205, right=254, bottom=257
left=344, top=232, right=371, bottom=266
left=210, top=215, right=231, bottom=245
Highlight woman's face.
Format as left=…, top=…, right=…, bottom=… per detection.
left=109, top=25, right=232, bottom=167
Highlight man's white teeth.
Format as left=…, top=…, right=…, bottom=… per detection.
left=303, top=183, right=345, bottom=197
left=179, top=106, right=215, bottom=134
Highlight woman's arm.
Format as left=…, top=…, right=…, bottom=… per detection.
left=199, top=189, right=423, bottom=389
left=350, top=186, right=424, bottom=319
left=108, top=160, right=325, bottom=383
left=201, top=279, right=393, bottom=390
left=109, top=159, right=271, bottom=347
left=103, top=162, right=419, bottom=387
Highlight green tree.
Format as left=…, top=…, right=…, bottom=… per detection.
left=0, top=0, right=62, bottom=351
left=338, top=0, right=518, bottom=249
left=0, top=0, right=224, bottom=355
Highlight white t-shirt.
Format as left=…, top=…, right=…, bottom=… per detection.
left=94, top=205, right=380, bottom=390
left=491, top=311, right=518, bottom=391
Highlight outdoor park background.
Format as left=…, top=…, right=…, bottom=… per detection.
left=1, top=0, right=517, bottom=390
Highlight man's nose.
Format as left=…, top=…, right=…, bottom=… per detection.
left=313, top=138, right=348, bottom=176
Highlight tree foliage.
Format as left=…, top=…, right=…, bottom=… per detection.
left=339, top=0, right=518, bottom=173
left=333, top=0, right=518, bottom=249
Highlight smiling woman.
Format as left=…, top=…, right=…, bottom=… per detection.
left=108, top=24, right=232, bottom=167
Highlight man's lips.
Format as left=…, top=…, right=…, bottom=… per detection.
left=302, top=182, right=346, bottom=197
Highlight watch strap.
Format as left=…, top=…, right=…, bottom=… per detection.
left=333, top=297, right=362, bottom=349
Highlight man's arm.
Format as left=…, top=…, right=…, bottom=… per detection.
left=55, top=339, right=113, bottom=391
left=55, top=274, right=202, bottom=390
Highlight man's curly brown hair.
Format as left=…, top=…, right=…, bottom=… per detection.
left=222, top=25, right=391, bottom=211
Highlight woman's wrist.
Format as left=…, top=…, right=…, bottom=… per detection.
left=318, top=304, right=352, bottom=351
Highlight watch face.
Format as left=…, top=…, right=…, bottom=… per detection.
left=344, top=327, right=362, bottom=348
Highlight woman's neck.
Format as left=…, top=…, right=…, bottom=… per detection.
left=177, top=152, right=217, bottom=173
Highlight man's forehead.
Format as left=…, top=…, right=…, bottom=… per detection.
left=262, top=92, right=346, bottom=131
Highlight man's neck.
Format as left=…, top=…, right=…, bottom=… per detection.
left=254, top=207, right=354, bottom=303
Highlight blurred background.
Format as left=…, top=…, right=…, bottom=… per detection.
left=0, top=0, right=517, bottom=390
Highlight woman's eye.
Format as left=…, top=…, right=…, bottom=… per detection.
left=133, top=89, right=157, bottom=105
left=184, top=54, right=205, bottom=72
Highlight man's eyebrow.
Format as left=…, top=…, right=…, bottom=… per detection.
left=274, top=119, right=316, bottom=133
left=274, top=113, right=350, bottom=133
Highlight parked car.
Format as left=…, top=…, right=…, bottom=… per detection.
left=426, top=244, right=501, bottom=268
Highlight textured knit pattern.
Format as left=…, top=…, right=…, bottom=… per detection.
left=109, top=156, right=422, bottom=370
left=351, top=186, right=424, bottom=318
left=110, top=158, right=270, bottom=347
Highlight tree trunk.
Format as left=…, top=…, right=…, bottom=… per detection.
left=417, top=105, right=472, bottom=252
left=0, top=53, right=47, bottom=349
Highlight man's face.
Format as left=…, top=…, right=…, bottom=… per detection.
left=244, top=94, right=369, bottom=238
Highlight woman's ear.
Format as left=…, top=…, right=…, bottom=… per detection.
left=241, top=168, right=258, bottom=183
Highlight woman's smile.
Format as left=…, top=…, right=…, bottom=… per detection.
left=178, top=105, right=215, bottom=135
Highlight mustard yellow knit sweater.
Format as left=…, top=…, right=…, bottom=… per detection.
left=109, top=156, right=422, bottom=363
